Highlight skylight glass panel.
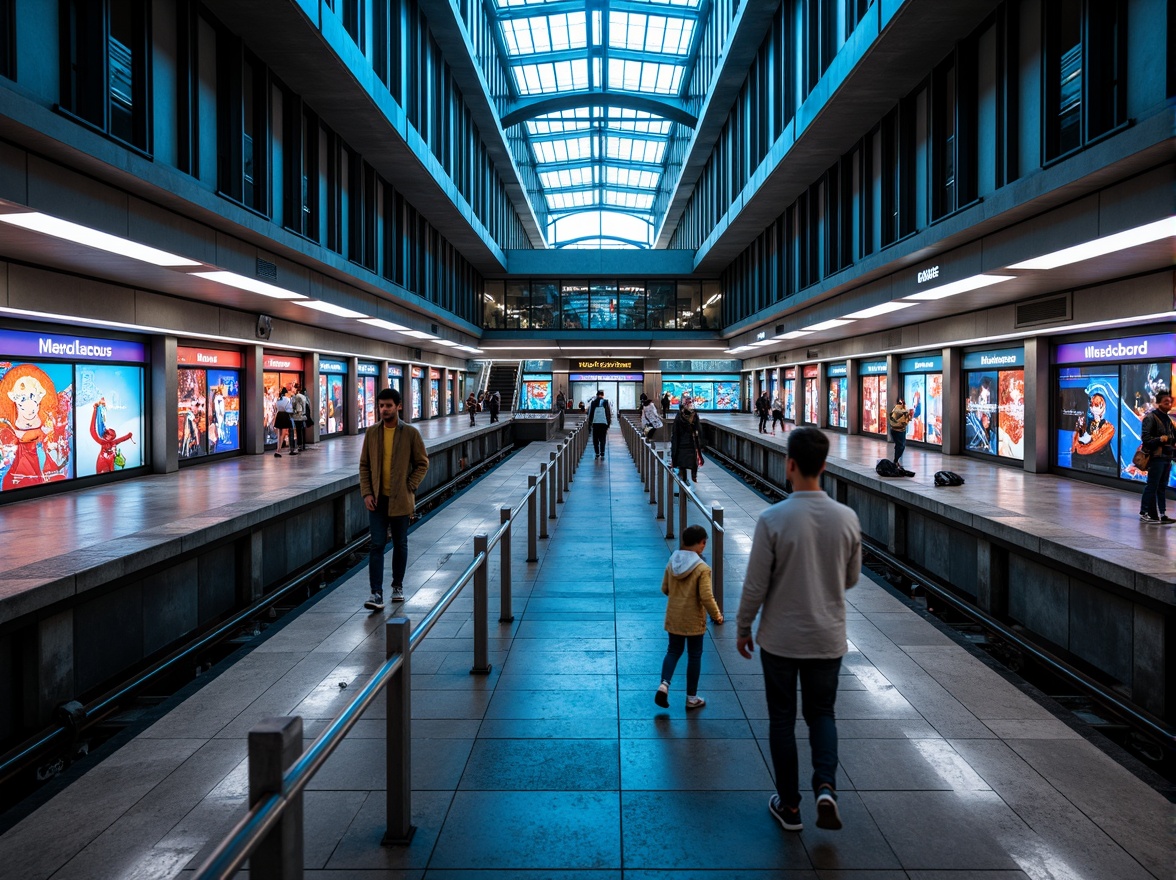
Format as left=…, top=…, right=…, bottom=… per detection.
left=609, top=11, right=694, bottom=55
left=608, top=58, right=683, bottom=95
left=546, top=190, right=597, bottom=210
left=604, top=191, right=655, bottom=210
left=500, top=12, right=587, bottom=56
left=608, top=109, right=672, bottom=135
left=532, top=136, right=593, bottom=164
left=527, top=109, right=593, bottom=135
left=606, top=136, right=665, bottom=164
left=605, top=166, right=660, bottom=189
left=513, top=58, right=589, bottom=95
left=539, top=167, right=595, bottom=189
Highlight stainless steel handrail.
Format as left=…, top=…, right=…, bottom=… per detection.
left=192, top=419, right=589, bottom=880
left=620, top=417, right=726, bottom=609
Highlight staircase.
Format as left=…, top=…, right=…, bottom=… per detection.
left=486, top=362, right=520, bottom=412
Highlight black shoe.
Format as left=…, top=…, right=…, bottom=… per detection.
left=1159, top=515, right=1176, bottom=526
left=274, top=452, right=281, bottom=457
left=654, top=682, right=669, bottom=708
left=768, top=795, right=802, bottom=832
left=363, top=593, right=385, bottom=611
left=1141, top=514, right=1162, bottom=525
left=815, top=787, right=842, bottom=830
left=290, top=450, right=299, bottom=455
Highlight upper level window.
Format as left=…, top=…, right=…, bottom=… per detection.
left=1, top=0, right=14, bottom=80
left=60, top=0, right=150, bottom=151
left=1044, top=0, right=1126, bottom=161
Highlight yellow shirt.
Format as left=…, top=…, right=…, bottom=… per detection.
left=380, top=424, right=395, bottom=496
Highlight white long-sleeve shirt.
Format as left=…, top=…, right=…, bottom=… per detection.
left=736, top=491, right=861, bottom=658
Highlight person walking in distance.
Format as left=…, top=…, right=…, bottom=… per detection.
left=274, top=387, right=295, bottom=456
left=888, top=397, right=912, bottom=468
left=466, top=391, right=478, bottom=427
left=640, top=393, right=663, bottom=447
left=736, top=427, right=861, bottom=833
left=756, top=391, right=770, bottom=433
left=655, top=524, right=723, bottom=711
left=588, top=388, right=612, bottom=459
left=488, top=390, right=501, bottom=423
left=671, top=395, right=703, bottom=487
left=359, top=388, right=429, bottom=610
left=661, top=391, right=672, bottom=421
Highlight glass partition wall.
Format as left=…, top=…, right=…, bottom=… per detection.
left=483, top=280, right=721, bottom=331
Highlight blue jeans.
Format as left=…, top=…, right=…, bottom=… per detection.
left=760, top=650, right=841, bottom=810
left=890, top=428, right=906, bottom=464
left=368, top=498, right=410, bottom=594
left=1141, top=457, right=1172, bottom=518
left=660, top=633, right=704, bottom=696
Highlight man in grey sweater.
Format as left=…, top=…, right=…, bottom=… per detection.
left=736, top=427, right=861, bottom=834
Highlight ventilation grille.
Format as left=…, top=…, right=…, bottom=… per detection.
left=256, top=258, right=278, bottom=280
left=1016, top=293, right=1071, bottom=328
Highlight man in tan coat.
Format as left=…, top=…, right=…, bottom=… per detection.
left=359, top=388, right=429, bottom=610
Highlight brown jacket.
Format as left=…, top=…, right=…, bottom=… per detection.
left=661, top=550, right=721, bottom=636
left=358, top=420, right=429, bottom=516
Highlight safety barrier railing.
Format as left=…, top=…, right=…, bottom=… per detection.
left=192, top=419, right=590, bottom=880
left=620, top=417, right=725, bottom=611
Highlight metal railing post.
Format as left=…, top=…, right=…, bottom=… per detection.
left=711, top=504, right=724, bottom=612
left=248, top=716, right=303, bottom=879
left=471, top=535, right=491, bottom=674
left=649, top=444, right=657, bottom=505
left=555, top=445, right=565, bottom=504
left=563, top=440, right=571, bottom=491
left=678, top=475, right=688, bottom=529
left=665, top=465, right=676, bottom=540
left=538, top=466, right=549, bottom=538
left=548, top=452, right=558, bottom=519
left=499, top=507, right=514, bottom=623
left=384, top=617, right=414, bottom=844
left=656, top=451, right=666, bottom=519
left=526, top=475, right=539, bottom=561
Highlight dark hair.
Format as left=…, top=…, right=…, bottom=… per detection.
left=1157, top=389, right=1174, bottom=403
left=786, top=427, right=829, bottom=478
left=378, top=387, right=401, bottom=405
left=682, top=524, right=707, bottom=546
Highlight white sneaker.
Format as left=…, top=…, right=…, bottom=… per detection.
left=363, top=593, right=385, bottom=611
left=390, top=586, right=404, bottom=603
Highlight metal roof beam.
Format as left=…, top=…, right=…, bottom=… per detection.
left=502, top=92, right=696, bottom=128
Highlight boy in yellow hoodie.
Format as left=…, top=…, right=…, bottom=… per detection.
left=656, top=524, right=724, bottom=710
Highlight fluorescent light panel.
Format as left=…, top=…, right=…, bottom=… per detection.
left=748, top=339, right=775, bottom=347
left=292, top=300, right=368, bottom=319
left=1009, top=216, right=1176, bottom=270
left=844, top=301, right=919, bottom=319
left=802, top=319, right=855, bottom=332
left=360, top=318, right=409, bottom=331
left=192, top=270, right=306, bottom=300
left=399, top=329, right=437, bottom=339
left=902, top=274, right=1012, bottom=301
left=0, top=212, right=201, bottom=266
left=435, top=340, right=459, bottom=347
left=774, top=330, right=813, bottom=340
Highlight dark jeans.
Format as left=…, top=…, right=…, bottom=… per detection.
left=592, top=422, right=608, bottom=455
left=891, top=428, right=907, bottom=463
left=661, top=633, right=704, bottom=696
left=1141, top=457, right=1172, bottom=517
left=758, top=412, right=768, bottom=432
left=761, top=650, right=841, bottom=810
left=368, top=497, right=410, bottom=594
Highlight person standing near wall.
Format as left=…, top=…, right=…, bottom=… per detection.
left=888, top=397, right=912, bottom=468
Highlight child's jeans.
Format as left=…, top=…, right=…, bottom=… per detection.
left=661, top=633, right=704, bottom=696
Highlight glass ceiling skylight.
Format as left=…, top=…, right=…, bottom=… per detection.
left=492, top=0, right=708, bottom=248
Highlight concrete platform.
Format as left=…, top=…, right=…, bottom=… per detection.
left=0, top=427, right=1169, bottom=879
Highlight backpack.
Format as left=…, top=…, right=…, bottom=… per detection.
left=933, top=470, right=966, bottom=487
left=875, top=459, right=900, bottom=477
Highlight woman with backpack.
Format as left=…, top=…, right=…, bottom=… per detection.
left=888, top=398, right=912, bottom=469
left=641, top=394, right=663, bottom=447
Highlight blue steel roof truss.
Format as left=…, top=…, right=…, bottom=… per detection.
left=491, top=0, right=707, bottom=248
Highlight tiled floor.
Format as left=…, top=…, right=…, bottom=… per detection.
left=0, top=426, right=1169, bottom=879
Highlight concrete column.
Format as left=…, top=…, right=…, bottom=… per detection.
left=29, top=609, right=74, bottom=726
left=150, top=336, right=179, bottom=473
left=378, top=360, right=391, bottom=390
left=817, top=368, right=829, bottom=428
left=941, top=348, right=963, bottom=455
left=1023, top=337, right=1049, bottom=473
left=976, top=538, right=1009, bottom=617
left=847, top=361, right=861, bottom=434
left=243, top=345, right=265, bottom=455
left=306, top=353, right=321, bottom=442
left=346, top=357, right=359, bottom=435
